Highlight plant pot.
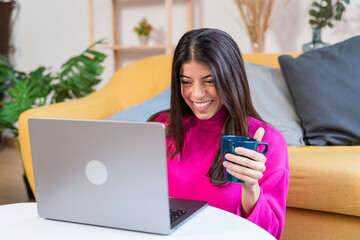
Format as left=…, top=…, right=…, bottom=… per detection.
left=138, top=35, right=149, bottom=46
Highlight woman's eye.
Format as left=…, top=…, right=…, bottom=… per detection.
left=206, top=80, right=214, bottom=84
left=181, top=80, right=190, bottom=85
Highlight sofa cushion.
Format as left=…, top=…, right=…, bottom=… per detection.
left=278, top=36, right=360, bottom=145
left=106, top=87, right=170, bottom=122
left=284, top=207, right=360, bottom=240
left=245, top=62, right=305, bottom=146
left=287, top=145, right=360, bottom=217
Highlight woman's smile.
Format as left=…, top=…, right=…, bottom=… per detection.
left=193, top=100, right=212, bottom=109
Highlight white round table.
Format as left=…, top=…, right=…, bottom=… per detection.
left=0, top=203, right=275, bottom=240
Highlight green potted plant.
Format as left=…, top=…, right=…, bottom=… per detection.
left=303, top=0, right=350, bottom=52
left=133, top=18, right=153, bottom=46
left=0, top=40, right=107, bottom=138
left=0, top=40, right=107, bottom=199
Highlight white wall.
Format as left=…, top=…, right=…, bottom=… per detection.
left=12, top=0, right=360, bottom=90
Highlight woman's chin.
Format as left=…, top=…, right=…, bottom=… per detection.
left=192, top=109, right=217, bottom=120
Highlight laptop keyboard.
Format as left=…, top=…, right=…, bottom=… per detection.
left=170, top=209, right=187, bottom=223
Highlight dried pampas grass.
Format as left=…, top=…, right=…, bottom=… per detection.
left=233, top=0, right=288, bottom=52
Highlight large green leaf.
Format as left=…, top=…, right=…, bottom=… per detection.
left=57, top=42, right=106, bottom=95
left=69, top=68, right=90, bottom=89
left=29, top=66, right=53, bottom=98
left=86, top=50, right=107, bottom=62
left=0, top=79, right=38, bottom=128
left=78, top=55, right=104, bottom=75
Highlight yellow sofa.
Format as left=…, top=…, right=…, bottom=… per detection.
left=19, top=54, right=360, bottom=240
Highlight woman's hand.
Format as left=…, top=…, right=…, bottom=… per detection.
left=222, top=127, right=267, bottom=216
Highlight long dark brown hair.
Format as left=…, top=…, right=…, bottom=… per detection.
left=149, top=28, right=262, bottom=185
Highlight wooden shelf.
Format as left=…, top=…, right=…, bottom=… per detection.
left=88, top=0, right=193, bottom=70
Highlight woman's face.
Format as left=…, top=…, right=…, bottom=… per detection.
left=180, top=61, right=223, bottom=120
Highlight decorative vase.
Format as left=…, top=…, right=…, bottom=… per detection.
left=138, top=35, right=149, bottom=46
left=251, top=38, right=265, bottom=53
left=302, top=28, right=330, bottom=52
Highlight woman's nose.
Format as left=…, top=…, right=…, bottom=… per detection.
left=193, top=82, right=205, bottom=99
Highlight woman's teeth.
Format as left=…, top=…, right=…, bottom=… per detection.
left=194, top=101, right=211, bottom=108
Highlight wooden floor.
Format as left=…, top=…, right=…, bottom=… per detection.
left=0, top=138, right=34, bottom=205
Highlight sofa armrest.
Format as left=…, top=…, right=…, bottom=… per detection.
left=18, top=87, right=121, bottom=195
left=287, top=146, right=360, bottom=217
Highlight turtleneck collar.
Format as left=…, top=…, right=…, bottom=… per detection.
left=187, top=106, right=228, bottom=132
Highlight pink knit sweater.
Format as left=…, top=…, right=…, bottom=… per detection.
left=155, top=108, right=289, bottom=239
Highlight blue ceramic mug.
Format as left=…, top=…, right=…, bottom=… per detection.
left=221, top=135, right=269, bottom=183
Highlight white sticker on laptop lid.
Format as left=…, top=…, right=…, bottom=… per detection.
left=85, top=160, right=108, bottom=185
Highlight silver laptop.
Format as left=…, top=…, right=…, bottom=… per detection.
left=28, top=117, right=208, bottom=234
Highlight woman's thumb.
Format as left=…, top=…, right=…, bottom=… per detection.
left=254, top=127, right=265, bottom=142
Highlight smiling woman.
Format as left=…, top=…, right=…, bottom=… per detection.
left=148, top=28, right=289, bottom=240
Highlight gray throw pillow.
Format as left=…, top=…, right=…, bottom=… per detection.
left=106, top=87, right=170, bottom=122
left=278, top=36, right=360, bottom=145
left=245, top=62, right=305, bottom=146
